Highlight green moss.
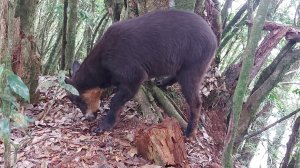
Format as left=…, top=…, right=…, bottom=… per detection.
left=175, top=0, right=195, bottom=11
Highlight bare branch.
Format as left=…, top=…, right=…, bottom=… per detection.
left=243, top=108, right=300, bottom=141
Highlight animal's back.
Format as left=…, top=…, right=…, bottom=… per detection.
left=97, top=9, right=217, bottom=79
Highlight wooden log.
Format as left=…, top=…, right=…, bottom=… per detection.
left=135, top=117, right=189, bottom=168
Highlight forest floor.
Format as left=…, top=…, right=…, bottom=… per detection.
left=0, top=76, right=225, bottom=168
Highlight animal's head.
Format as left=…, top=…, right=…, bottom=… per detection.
left=65, top=61, right=103, bottom=121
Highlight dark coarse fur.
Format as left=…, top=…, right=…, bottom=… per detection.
left=67, top=9, right=217, bottom=137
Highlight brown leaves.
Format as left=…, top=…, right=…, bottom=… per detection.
left=201, top=66, right=227, bottom=97
left=0, top=76, right=223, bottom=167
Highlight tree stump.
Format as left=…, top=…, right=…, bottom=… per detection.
left=135, top=117, right=189, bottom=168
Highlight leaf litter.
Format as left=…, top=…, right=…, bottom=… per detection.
left=0, top=76, right=223, bottom=168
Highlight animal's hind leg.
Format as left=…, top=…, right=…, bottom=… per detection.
left=156, top=76, right=177, bottom=88
left=178, top=70, right=204, bottom=137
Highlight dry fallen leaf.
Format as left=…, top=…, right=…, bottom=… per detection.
left=0, top=76, right=223, bottom=168
left=140, top=164, right=162, bottom=168
left=127, top=147, right=138, bottom=157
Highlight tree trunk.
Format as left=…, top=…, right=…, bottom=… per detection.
left=135, top=118, right=189, bottom=167
left=221, top=0, right=233, bottom=28
left=194, top=0, right=222, bottom=46
left=287, top=145, right=300, bottom=168
left=137, top=0, right=171, bottom=15
left=61, top=0, right=68, bottom=70
left=0, top=0, right=14, bottom=68
left=65, top=0, right=78, bottom=70
left=126, top=0, right=138, bottom=19
left=0, top=0, right=16, bottom=167
left=43, top=26, right=62, bottom=75
left=194, top=0, right=205, bottom=17
left=236, top=47, right=300, bottom=146
left=222, top=0, right=272, bottom=167
left=281, top=116, right=300, bottom=168
left=85, top=0, right=95, bottom=54
left=267, top=122, right=287, bottom=167
left=238, top=101, right=274, bottom=166
left=175, top=0, right=195, bottom=10
left=105, top=0, right=124, bottom=22
left=15, top=0, right=41, bottom=103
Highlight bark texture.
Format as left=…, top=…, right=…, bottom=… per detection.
left=135, top=117, right=189, bottom=168
left=65, top=0, right=78, bottom=70
left=223, top=0, right=272, bottom=167
left=237, top=47, right=300, bottom=144
left=15, top=0, right=41, bottom=103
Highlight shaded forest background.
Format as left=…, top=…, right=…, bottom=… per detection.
left=1, top=0, right=300, bottom=167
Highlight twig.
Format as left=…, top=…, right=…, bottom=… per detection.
left=242, top=108, right=300, bottom=142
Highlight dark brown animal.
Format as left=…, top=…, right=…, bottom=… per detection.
left=66, top=9, right=217, bottom=137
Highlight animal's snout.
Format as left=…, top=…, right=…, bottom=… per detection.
left=85, top=112, right=97, bottom=121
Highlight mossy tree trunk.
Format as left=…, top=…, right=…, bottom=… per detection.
left=222, top=0, right=272, bottom=167
left=14, top=0, right=41, bottom=103
left=65, top=0, right=78, bottom=70
left=175, top=0, right=195, bottom=10
left=236, top=44, right=300, bottom=147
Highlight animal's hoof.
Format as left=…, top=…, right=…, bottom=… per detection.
left=184, top=126, right=195, bottom=137
left=184, top=130, right=192, bottom=137
left=93, top=119, right=115, bottom=134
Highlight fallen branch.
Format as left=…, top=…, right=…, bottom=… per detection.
left=151, top=85, right=187, bottom=128
left=246, top=21, right=300, bottom=42
left=134, top=86, right=162, bottom=124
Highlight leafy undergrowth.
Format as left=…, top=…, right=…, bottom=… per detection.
left=0, top=76, right=223, bottom=168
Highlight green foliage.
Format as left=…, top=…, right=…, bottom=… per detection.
left=0, top=118, right=10, bottom=142
left=57, top=71, right=79, bottom=96
left=0, top=64, right=30, bottom=124
left=7, top=72, right=30, bottom=101
left=37, top=71, right=79, bottom=96
left=292, top=88, right=300, bottom=96
left=0, top=64, right=31, bottom=166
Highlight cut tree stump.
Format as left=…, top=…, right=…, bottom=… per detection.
left=135, top=117, right=189, bottom=168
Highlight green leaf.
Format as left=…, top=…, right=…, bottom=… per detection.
left=7, top=72, right=30, bottom=101
left=57, top=71, right=66, bottom=84
left=0, top=93, right=20, bottom=109
left=61, top=83, right=79, bottom=96
left=57, top=71, right=79, bottom=95
left=0, top=118, right=10, bottom=141
left=11, top=110, right=29, bottom=128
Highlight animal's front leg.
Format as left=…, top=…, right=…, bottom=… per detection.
left=93, top=84, right=139, bottom=133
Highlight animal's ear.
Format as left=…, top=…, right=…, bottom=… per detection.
left=71, top=60, right=81, bottom=77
